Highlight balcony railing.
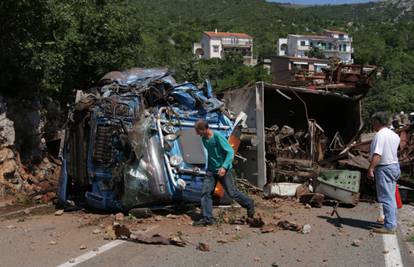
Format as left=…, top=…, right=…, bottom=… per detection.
left=222, top=40, right=252, bottom=46
left=338, top=37, right=353, bottom=42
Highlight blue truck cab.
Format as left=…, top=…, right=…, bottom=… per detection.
left=58, top=68, right=235, bottom=212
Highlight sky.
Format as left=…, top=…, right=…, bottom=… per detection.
left=268, top=0, right=377, bottom=5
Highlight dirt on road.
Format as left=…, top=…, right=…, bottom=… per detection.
left=3, top=194, right=413, bottom=267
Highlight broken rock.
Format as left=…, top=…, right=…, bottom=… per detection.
left=166, top=214, right=179, bottom=219
left=260, top=225, right=275, bottom=233
left=277, top=220, right=301, bottom=232
left=217, top=239, right=228, bottom=244
left=299, top=193, right=324, bottom=208
left=92, top=229, right=101, bottom=235
left=41, top=192, right=57, bottom=203
left=0, top=114, right=15, bottom=148
left=54, top=210, right=64, bottom=216
left=0, top=148, right=14, bottom=164
left=115, top=212, right=125, bottom=221
left=352, top=239, right=361, bottom=247
left=301, top=224, right=311, bottom=234
left=196, top=242, right=210, bottom=252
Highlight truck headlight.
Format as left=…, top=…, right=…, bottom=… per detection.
left=170, top=155, right=183, bottom=166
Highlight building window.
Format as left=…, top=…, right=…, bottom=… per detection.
left=328, top=43, right=332, bottom=50
left=343, top=44, right=347, bottom=52
left=213, top=45, right=219, bottom=53
left=300, top=40, right=306, bottom=46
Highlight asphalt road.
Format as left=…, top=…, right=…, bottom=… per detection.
left=0, top=201, right=413, bottom=267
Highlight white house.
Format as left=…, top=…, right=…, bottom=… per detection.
left=193, top=30, right=256, bottom=66
left=277, top=30, right=353, bottom=64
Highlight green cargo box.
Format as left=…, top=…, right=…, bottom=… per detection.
left=315, top=169, right=361, bottom=205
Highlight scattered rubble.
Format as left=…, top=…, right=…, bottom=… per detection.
left=0, top=147, right=60, bottom=203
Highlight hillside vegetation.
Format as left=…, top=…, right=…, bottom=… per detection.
left=0, top=0, right=413, bottom=122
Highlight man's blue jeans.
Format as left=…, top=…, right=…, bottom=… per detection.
left=201, top=170, right=253, bottom=223
left=375, top=163, right=401, bottom=230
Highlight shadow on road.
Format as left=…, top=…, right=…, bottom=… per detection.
left=318, top=215, right=383, bottom=230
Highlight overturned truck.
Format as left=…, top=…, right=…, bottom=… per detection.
left=58, top=68, right=238, bottom=211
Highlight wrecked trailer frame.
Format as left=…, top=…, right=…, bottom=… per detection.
left=58, top=68, right=236, bottom=212
left=223, top=82, right=364, bottom=191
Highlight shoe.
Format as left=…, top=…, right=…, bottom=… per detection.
left=372, top=227, right=396, bottom=234
left=192, top=218, right=215, bottom=227
left=247, top=203, right=255, bottom=219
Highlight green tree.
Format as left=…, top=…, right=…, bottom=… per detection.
left=305, top=47, right=326, bottom=59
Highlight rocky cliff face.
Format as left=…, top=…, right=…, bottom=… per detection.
left=379, top=0, right=413, bottom=20
left=384, top=0, right=413, bottom=11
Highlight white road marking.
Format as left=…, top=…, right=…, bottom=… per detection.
left=57, top=224, right=159, bottom=267
left=379, top=204, right=404, bottom=267
left=57, top=240, right=126, bottom=267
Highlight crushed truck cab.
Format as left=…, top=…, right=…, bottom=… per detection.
left=58, top=68, right=234, bottom=211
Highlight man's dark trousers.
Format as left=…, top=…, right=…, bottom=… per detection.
left=201, top=170, right=253, bottom=223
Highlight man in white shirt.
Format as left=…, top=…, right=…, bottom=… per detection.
left=368, top=112, right=401, bottom=234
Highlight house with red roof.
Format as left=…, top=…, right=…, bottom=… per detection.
left=192, top=30, right=256, bottom=66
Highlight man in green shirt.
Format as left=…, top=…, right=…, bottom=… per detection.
left=193, top=119, right=255, bottom=226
